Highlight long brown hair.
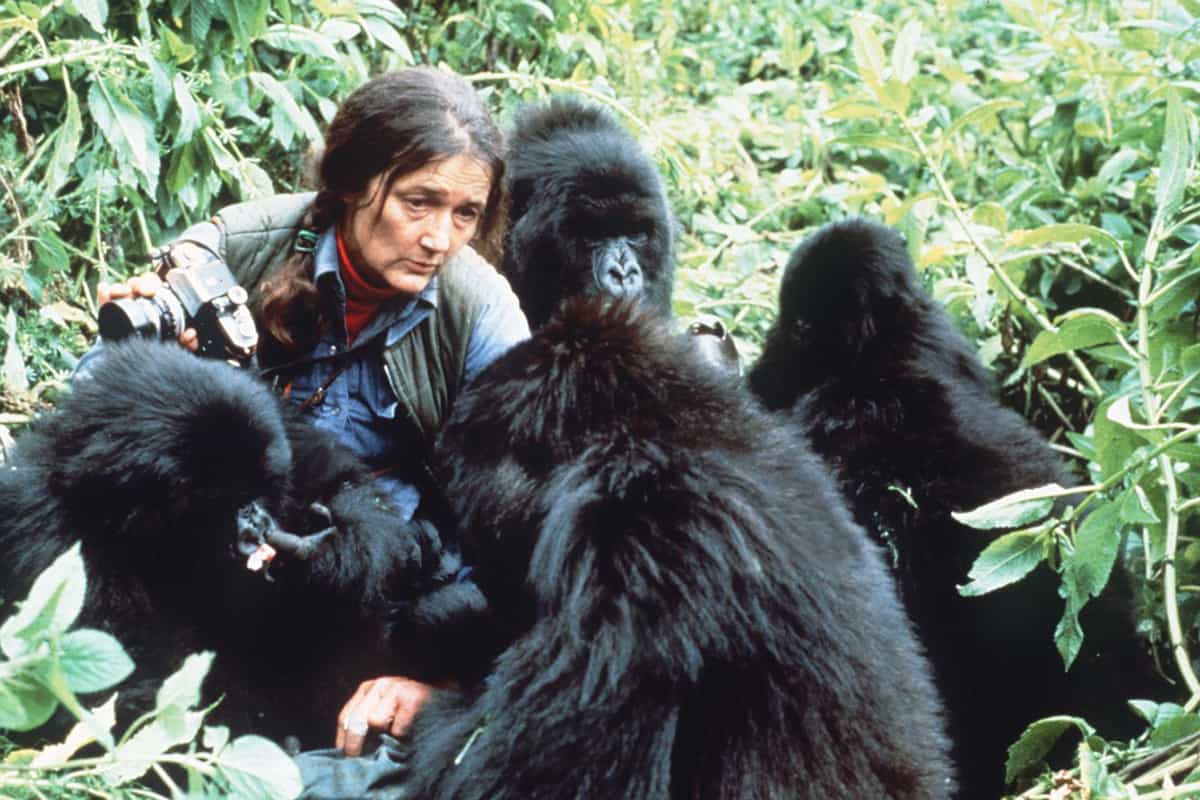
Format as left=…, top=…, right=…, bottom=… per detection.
left=257, top=68, right=506, bottom=364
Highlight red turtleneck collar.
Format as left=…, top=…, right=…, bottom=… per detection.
left=336, top=227, right=398, bottom=344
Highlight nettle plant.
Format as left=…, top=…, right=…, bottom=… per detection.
left=0, top=544, right=302, bottom=799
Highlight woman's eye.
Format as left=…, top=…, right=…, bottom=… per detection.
left=455, top=207, right=481, bottom=223
left=405, top=197, right=430, bottom=211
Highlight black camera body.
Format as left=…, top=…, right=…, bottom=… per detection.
left=97, top=241, right=258, bottom=363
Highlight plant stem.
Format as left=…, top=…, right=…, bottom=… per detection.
left=898, top=114, right=1104, bottom=397
left=1136, top=224, right=1199, bottom=698
left=0, top=43, right=134, bottom=82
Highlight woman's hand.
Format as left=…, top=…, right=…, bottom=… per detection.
left=335, top=675, right=432, bottom=756
left=97, top=272, right=200, bottom=351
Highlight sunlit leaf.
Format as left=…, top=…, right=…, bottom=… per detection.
left=59, top=629, right=134, bottom=694
left=216, top=735, right=305, bottom=799
left=44, top=89, right=82, bottom=196
left=1153, top=88, right=1191, bottom=234
left=952, top=484, right=1067, bottom=529
left=958, top=528, right=1049, bottom=597
left=1005, top=717, right=1093, bottom=785
left=87, top=78, right=161, bottom=195
left=0, top=543, right=86, bottom=659
left=1023, top=309, right=1124, bottom=367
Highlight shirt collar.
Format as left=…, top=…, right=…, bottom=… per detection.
left=314, top=227, right=440, bottom=311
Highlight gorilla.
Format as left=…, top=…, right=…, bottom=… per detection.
left=747, top=218, right=1161, bottom=797
left=502, top=97, right=675, bottom=329
left=393, top=297, right=955, bottom=799
left=0, top=340, right=461, bottom=748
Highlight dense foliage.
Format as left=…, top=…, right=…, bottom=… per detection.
left=0, top=0, right=1197, bottom=796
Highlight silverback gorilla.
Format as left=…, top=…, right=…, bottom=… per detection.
left=502, top=97, right=675, bottom=328
left=0, top=340, right=452, bottom=748
left=395, top=298, right=954, bottom=799
left=748, top=218, right=1161, bottom=797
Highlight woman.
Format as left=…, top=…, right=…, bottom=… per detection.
left=96, top=68, right=529, bottom=766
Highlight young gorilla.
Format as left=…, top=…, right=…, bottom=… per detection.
left=0, top=340, right=460, bottom=748
left=394, top=298, right=955, bottom=799
left=748, top=218, right=1160, bottom=797
left=502, top=97, right=675, bottom=329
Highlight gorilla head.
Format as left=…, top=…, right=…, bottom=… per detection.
left=32, top=341, right=298, bottom=559
left=502, top=97, right=675, bottom=328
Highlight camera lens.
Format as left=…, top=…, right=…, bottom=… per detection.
left=97, top=294, right=184, bottom=342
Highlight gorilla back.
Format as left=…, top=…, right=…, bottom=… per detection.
left=503, top=97, right=675, bottom=328
left=403, top=298, right=954, bottom=799
left=748, top=218, right=1161, bottom=797
left=0, top=340, right=432, bottom=746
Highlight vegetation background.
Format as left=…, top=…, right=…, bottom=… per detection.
left=0, top=0, right=1197, bottom=796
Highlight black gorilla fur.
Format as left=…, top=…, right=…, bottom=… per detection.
left=396, top=298, right=954, bottom=799
left=503, top=97, right=675, bottom=328
left=0, top=340, right=460, bottom=747
left=748, top=218, right=1160, bottom=797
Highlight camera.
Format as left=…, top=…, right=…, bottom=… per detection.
left=98, top=241, right=259, bottom=363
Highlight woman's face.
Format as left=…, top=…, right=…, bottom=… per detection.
left=341, top=153, right=493, bottom=295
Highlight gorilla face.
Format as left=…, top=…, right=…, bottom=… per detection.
left=503, top=97, right=676, bottom=329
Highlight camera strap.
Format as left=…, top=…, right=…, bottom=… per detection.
left=278, top=360, right=350, bottom=413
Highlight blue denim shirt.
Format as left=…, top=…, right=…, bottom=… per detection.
left=79, top=229, right=529, bottom=519
left=277, top=230, right=529, bottom=517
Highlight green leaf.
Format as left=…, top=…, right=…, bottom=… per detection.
left=34, top=230, right=70, bottom=273
left=160, top=25, right=197, bottom=64
left=1023, top=309, right=1124, bottom=367
left=0, top=543, right=87, bottom=659
left=191, top=0, right=213, bottom=41
left=173, top=74, right=201, bottom=144
left=2, top=308, right=28, bottom=395
left=360, top=16, right=413, bottom=62
left=891, top=21, right=921, bottom=85
left=829, top=134, right=918, bottom=157
left=156, top=651, right=214, bottom=713
left=102, top=709, right=206, bottom=784
left=958, top=528, right=1048, bottom=597
left=849, top=17, right=886, bottom=86
left=516, top=0, right=555, bottom=21
left=44, top=90, right=82, bottom=196
left=1153, top=88, right=1191, bottom=234
left=59, top=629, right=135, bottom=694
left=880, top=78, right=911, bottom=115
left=1055, top=584, right=1086, bottom=667
left=248, top=72, right=322, bottom=146
left=87, top=78, right=161, bottom=196
left=825, top=101, right=884, bottom=120
left=1150, top=710, right=1200, bottom=748
left=1118, top=485, right=1160, bottom=524
left=219, top=0, right=269, bottom=49
left=1094, top=396, right=1141, bottom=480
left=1096, top=148, right=1139, bottom=187
left=216, top=735, right=304, bottom=800
left=940, top=99, right=1021, bottom=146
left=1005, top=716, right=1093, bottom=785
left=67, top=0, right=108, bottom=33
left=952, top=483, right=1066, bottom=529
left=260, top=24, right=340, bottom=60
left=32, top=694, right=117, bottom=766
left=203, top=723, right=231, bottom=753
left=1007, top=223, right=1120, bottom=250
left=1070, top=502, right=1121, bottom=599
left=0, top=662, right=58, bottom=731
left=39, top=659, right=114, bottom=751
